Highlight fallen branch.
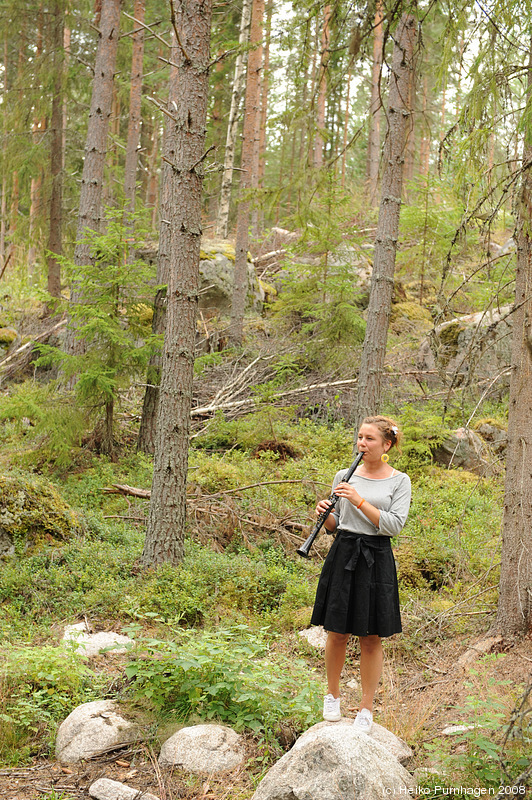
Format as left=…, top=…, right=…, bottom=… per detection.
left=102, top=483, right=151, bottom=499
left=0, top=319, right=67, bottom=370
left=191, top=377, right=358, bottom=417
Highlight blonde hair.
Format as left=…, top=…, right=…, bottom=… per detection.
left=362, top=415, right=402, bottom=448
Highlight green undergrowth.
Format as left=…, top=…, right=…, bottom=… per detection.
left=123, top=624, right=322, bottom=746
left=0, top=407, right=511, bottom=771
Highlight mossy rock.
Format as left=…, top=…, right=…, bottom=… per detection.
left=0, top=327, right=17, bottom=346
left=390, top=301, right=433, bottom=323
left=0, top=474, right=82, bottom=557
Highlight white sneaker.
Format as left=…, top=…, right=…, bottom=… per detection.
left=353, top=708, right=373, bottom=733
left=323, top=694, right=341, bottom=721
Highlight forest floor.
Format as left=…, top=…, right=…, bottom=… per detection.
left=0, top=628, right=530, bottom=800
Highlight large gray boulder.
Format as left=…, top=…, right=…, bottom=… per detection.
left=158, top=723, right=246, bottom=774
left=56, top=700, right=140, bottom=763
left=137, top=238, right=263, bottom=315
left=199, top=240, right=263, bottom=313
left=432, top=425, right=505, bottom=475
left=417, top=306, right=512, bottom=387
left=251, top=721, right=414, bottom=800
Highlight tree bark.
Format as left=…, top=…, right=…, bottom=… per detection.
left=313, top=3, right=331, bottom=169
left=64, top=0, right=121, bottom=358
left=123, top=0, right=145, bottom=217
left=137, top=34, right=180, bottom=455
left=46, top=0, right=65, bottom=300
left=215, top=0, right=251, bottom=239
left=353, top=11, right=418, bottom=429
left=495, top=40, right=532, bottom=638
left=253, top=0, right=272, bottom=235
left=141, top=0, right=213, bottom=566
left=366, top=0, right=384, bottom=205
left=229, top=0, right=264, bottom=345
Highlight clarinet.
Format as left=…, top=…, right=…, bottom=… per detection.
left=296, top=451, right=364, bottom=558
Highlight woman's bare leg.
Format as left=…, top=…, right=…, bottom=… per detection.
left=358, top=635, right=383, bottom=710
left=325, top=632, right=350, bottom=697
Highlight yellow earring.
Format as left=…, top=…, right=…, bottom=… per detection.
left=381, top=453, right=389, bottom=463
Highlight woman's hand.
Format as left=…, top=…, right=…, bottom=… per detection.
left=315, top=498, right=337, bottom=532
left=333, top=481, right=362, bottom=508
left=315, top=498, right=333, bottom=516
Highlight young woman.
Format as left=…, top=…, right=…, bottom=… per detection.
left=310, top=415, right=411, bottom=732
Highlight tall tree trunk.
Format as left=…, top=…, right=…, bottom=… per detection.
left=28, top=8, right=44, bottom=279
left=141, top=0, right=213, bottom=567
left=229, top=0, right=264, bottom=345
left=146, top=113, right=160, bottom=227
left=341, top=65, right=352, bottom=189
left=64, top=0, right=121, bottom=359
left=137, top=36, right=179, bottom=455
left=366, top=0, right=384, bottom=205
left=47, top=0, right=65, bottom=300
left=313, top=3, right=331, bottom=169
left=495, top=40, right=532, bottom=638
left=123, top=0, right=145, bottom=217
left=353, top=11, right=418, bottom=428
left=215, top=0, right=251, bottom=239
left=253, top=0, right=272, bottom=235
left=419, top=74, right=430, bottom=178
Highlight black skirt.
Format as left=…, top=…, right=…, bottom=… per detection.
left=310, top=530, right=402, bottom=637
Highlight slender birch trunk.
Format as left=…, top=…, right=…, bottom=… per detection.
left=215, top=0, right=252, bottom=239
left=229, top=0, right=264, bottom=344
left=314, top=3, right=331, bottom=169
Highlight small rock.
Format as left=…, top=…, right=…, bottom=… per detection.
left=89, top=777, right=159, bottom=800
left=63, top=622, right=133, bottom=658
left=442, top=724, right=476, bottom=735
left=159, top=724, right=246, bottom=774
left=298, top=626, right=328, bottom=649
left=56, top=700, right=140, bottom=764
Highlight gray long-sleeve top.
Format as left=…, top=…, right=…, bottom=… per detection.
left=330, top=469, right=411, bottom=537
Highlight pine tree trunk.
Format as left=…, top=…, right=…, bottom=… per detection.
left=64, top=0, right=121, bottom=359
left=123, top=0, right=145, bottom=216
left=141, top=0, right=213, bottom=566
left=353, top=12, right=418, bottom=428
left=47, top=0, right=64, bottom=300
left=215, top=0, right=251, bottom=239
left=495, top=41, right=532, bottom=637
left=137, top=37, right=180, bottom=455
left=366, top=0, right=383, bottom=205
left=229, top=0, right=264, bottom=345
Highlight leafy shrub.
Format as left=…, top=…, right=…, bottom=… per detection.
left=124, top=625, right=321, bottom=738
left=0, top=644, right=103, bottom=756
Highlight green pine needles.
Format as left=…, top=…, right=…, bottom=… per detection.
left=38, top=209, right=163, bottom=458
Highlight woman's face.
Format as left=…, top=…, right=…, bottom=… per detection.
left=357, top=423, right=390, bottom=460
